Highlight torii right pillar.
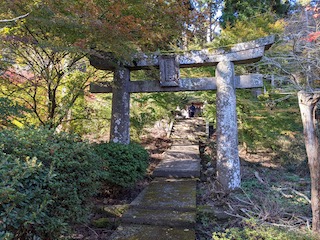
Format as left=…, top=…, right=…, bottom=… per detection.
left=216, top=61, right=240, bottom=190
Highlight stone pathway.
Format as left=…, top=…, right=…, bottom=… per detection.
left=109, top=118, right=206, bottom=240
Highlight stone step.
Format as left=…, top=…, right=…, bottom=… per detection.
left=153, top=145, right=201, bottom=178
left=169, top=145, right=199, bottom=152
left=170, top=135, right=201, bottom=140
left=121, top=208, right=196, bottom=228
left=130, top=178, right=197, bottom=211
left=170, top=139, right=198, bottom=145
left=165, top=150, right=200, bottom=160
left=109, top=224, right=195, bottom=240
left=170, top=130, right=206, bottom=137
left=153, top=159, right=200, bottom=178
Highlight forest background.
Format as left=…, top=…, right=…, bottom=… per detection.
left=0, top=0, right=318, bottom=146
left=0, top=0, right=320, bottom=239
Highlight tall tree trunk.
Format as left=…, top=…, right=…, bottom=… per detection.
left=298, top=90, right=320, bottom=233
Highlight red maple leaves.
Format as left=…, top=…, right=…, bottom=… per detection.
left=305, top=4, right=320, bottom=42
left=307, top=31, right=320, bottom=42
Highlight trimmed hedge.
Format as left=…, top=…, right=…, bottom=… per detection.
left=0, top=128, right=101, bottom=239
left=93, top=142, right=149, bottom=188
left=0, top=128, right=150, bottom=239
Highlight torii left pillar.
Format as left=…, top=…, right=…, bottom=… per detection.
left=110, top=67, right=130, bottom=144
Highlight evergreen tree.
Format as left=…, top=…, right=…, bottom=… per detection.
left=221, top=0, right=291, bottom=28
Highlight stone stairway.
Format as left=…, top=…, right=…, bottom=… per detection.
left=109, top=118, right=206, bottom=240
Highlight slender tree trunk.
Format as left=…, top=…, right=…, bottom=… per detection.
left=298, top=90, right=320, bottom=233
left=48, top=87, right=57, bottom=128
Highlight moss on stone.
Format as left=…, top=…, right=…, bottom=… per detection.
left=103, top=204, right=130, bottom=217
left=92, top=218, right=115, bottom=228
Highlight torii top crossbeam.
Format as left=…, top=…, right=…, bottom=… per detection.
left=90, top=35, right=274, bottom=71
left=89, top=36, right=274, bottom=94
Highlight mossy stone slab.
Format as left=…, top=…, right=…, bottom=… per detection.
left=152, top=159, right=200, bottom=178
left=130, top=178, right=197, bottom=211
left=99, top=204, right=129, bottom=217
left=153, top=145, right=200, bottom=178
left=170, top=138, right=197, bottom=145
left=168, top=145, right=199, bottom=153
left=109, top=224, right=195, bottom=240
left=153, top=155, right=200, bottom=178
left=121, top=208, right=196, bottom=228
left=164, top=150, right=200, bottom=160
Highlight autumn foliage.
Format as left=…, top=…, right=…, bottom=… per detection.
left=306, top=3, right=320, bottom=42
left=0, top=0, right=196, bottom=55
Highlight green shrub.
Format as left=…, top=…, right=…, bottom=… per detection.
left=0, top=154, right=54, bottom=240
left=93, top=142, right=149, bottom=188
left=0, top=128, right=101, bottom=239
left=212, top=225, right=317, bottom=240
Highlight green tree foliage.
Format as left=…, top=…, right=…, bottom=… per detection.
left=196, top=0, right=224, bottom=43
left=221, top=0, right=291, bottom=28
left=211, top=13, right=285, bottom=47
left=0, top=2, right=108, bottom=129
left=0, top=50, right=99, bottom=129
left=0, top=0, right=202, bottom=132
left=0, top=97, right=26, bottom=128
left=130, top=91, right=190, bottom=140
left=62, top=92, right=112, bottom=137
left=237, top=90, right=304, bottom=156
left=198, top=7, right=297, bottom=157
left=201, top=88, right=304, bottom=162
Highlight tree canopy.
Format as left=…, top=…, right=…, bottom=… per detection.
left=0, top=0, right=203, bottom=129
left=0, top=0, right=195, bottom=56
left=221, top=0, right=291, bottom=28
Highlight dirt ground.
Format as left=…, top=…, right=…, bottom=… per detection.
left=196, top=141, right=312, bottom=239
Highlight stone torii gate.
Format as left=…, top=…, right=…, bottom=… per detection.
left=89, top=36, right=274, bottom=190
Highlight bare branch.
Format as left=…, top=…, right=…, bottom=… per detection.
left=0, top=13, right=30, bottom=23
